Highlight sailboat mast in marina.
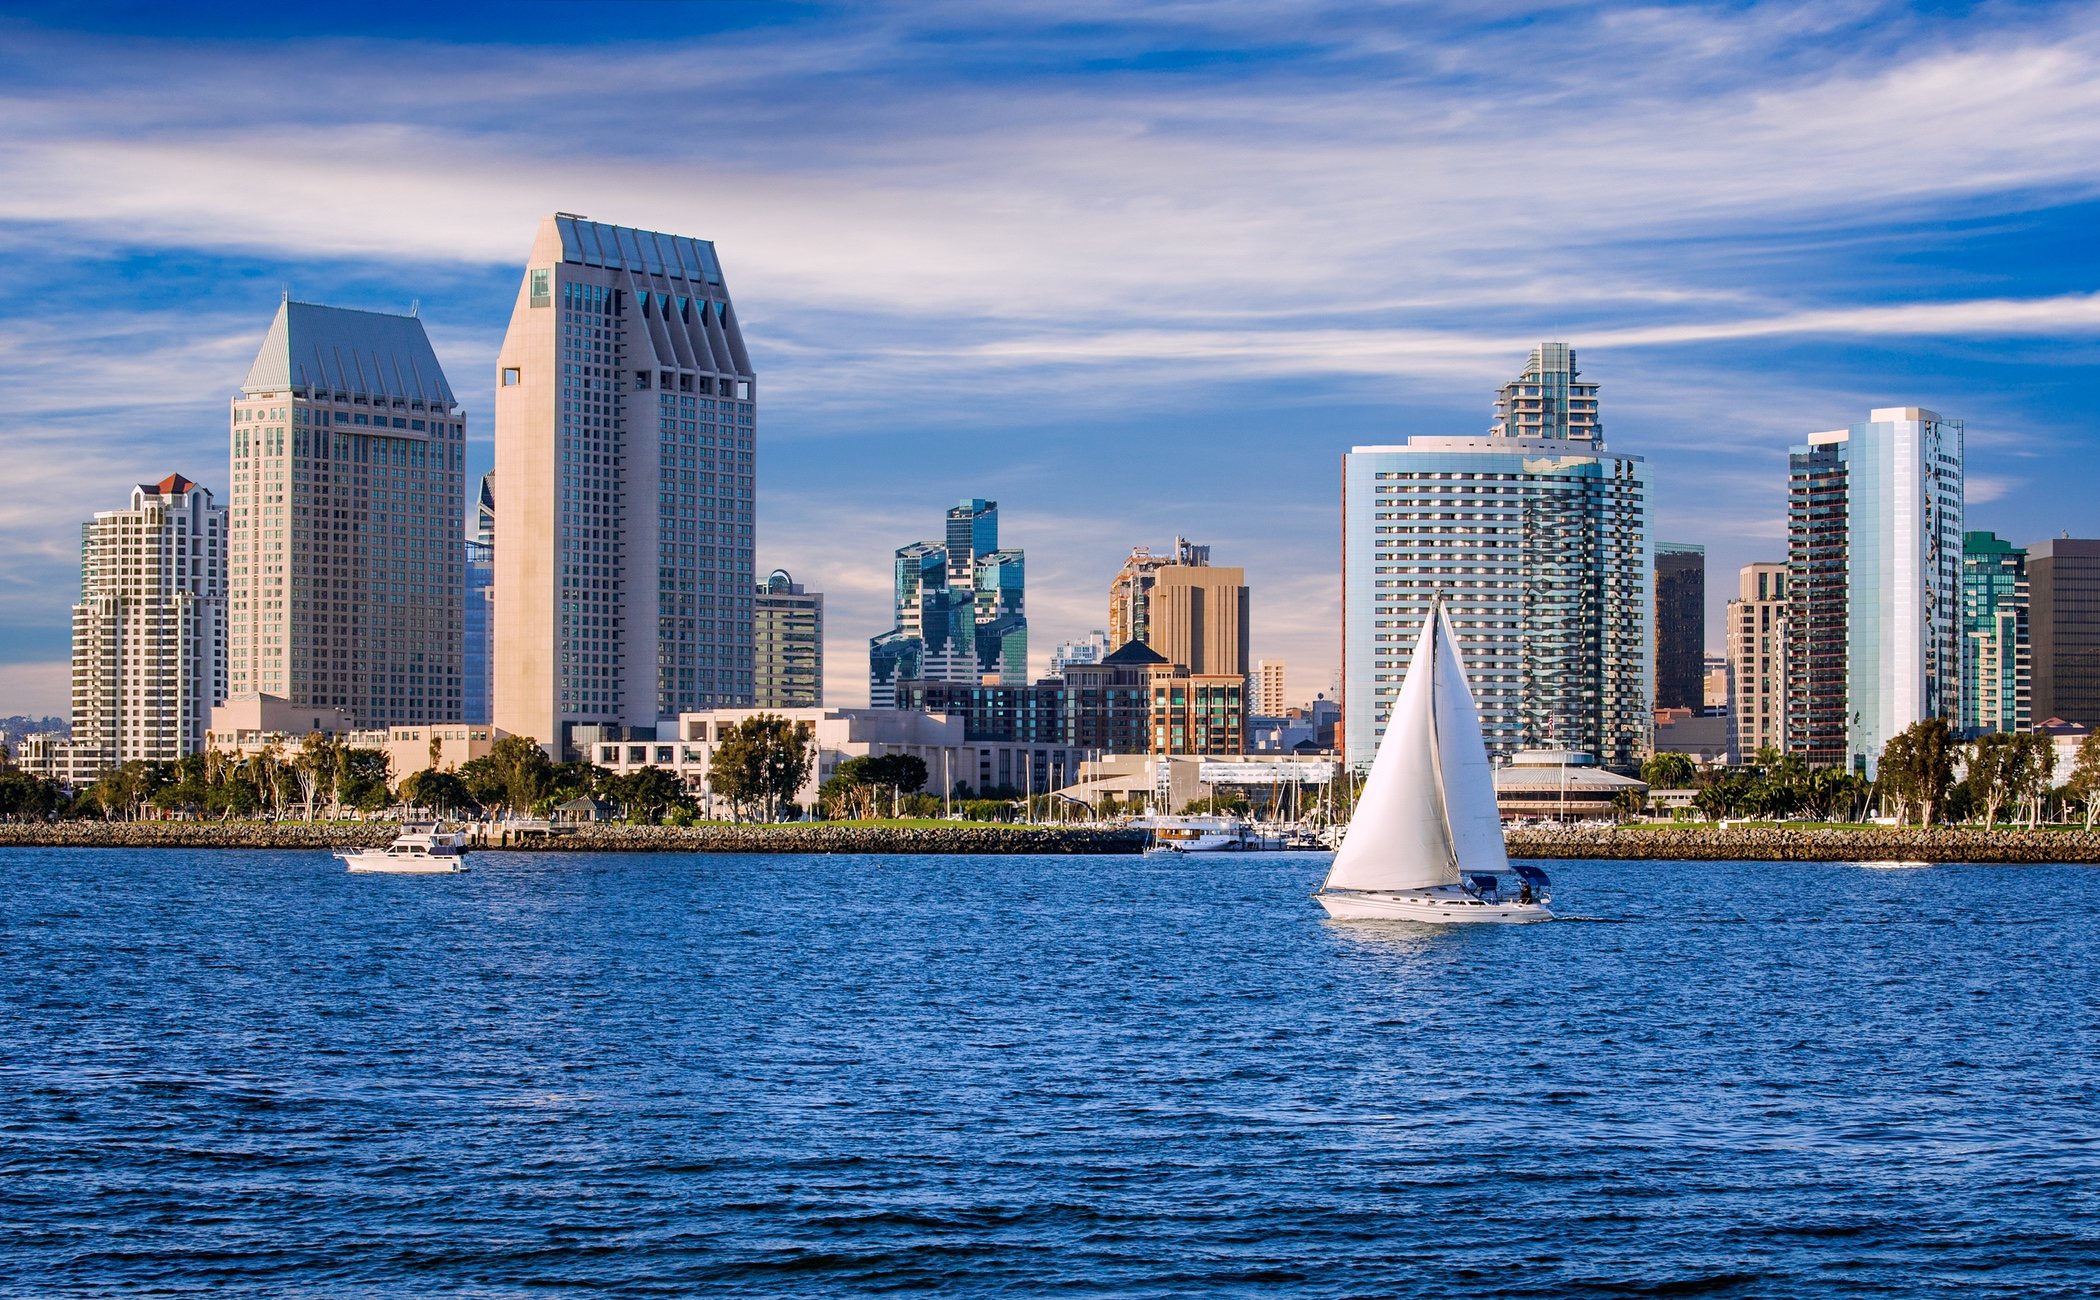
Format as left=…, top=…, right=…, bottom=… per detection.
left=1316, top=600, right=1552, bottom=923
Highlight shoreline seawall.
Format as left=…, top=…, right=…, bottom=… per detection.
left=1502, top=824, right=2100, bottom=864
left=0, top=821, right=1153, bottom=855
left=2, top=822, right=2097, bottom=861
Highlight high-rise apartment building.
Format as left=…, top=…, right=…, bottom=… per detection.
left=67, top=475, right=226, bottom=778
left=1654, top=542, right=1705, bottom=710
left=1785, top=408, right=1964, bottom=773
left=1107, top=537, right=1249, bottom=677
left=1253, top=659, right=1288, bottom=716
left=463, top=471, right=495, bottom=725
left=1343, top=343, right=1651, bottom=772
left=229, top=301, right=464, bottom=726
left=755, top=569, right=823, bottom=708
left=1490, top=342, right=1600, bottom=442
left=493, top=215, right=756, bottom=756
left=2030, top=537, right=2100, bottom=726
left=1960, top=531, right=2029, bottom=736
left=1725, top=562, right=1787, bottom=764
left=869, top=499, right=1026, bottom=705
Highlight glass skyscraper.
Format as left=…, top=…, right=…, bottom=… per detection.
left=462, top=471, right=494, bottom=726
left=1960, top=531, right=2028, bottom=736
left=870, top=499, right=1027, bottom=705
left=2031, top=538, right=2100, bottom=727
left=1786, top=408, right=1964, bottom=774
left=1343, top=344, right=1652, bottom=773
left=1653, top=542, right=1705, bottom=710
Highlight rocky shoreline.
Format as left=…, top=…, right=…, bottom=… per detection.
left=1503, top=824, right=2100, bottom=864
left=0, top=821, right=1153, bottom=855
left=2, top=820, right=2097, bottom=861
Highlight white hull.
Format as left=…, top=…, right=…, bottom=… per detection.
left=338, top=850, right=467, bottom=874
left=337, top=826, right=471, bottom=874
left=1145, top=832, right=1245, bottom=853
left=1316, top=886, right=1551, bottom=924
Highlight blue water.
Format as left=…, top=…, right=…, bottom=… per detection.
left=3, top=850, right=2098, bottom=1297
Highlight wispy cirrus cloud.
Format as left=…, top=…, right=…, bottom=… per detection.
left=3, top=1, right=2100, bottom=701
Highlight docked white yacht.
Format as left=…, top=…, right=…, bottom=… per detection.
left=1142, top=814, right=1255, bottom=853
left=1314, top=602, right=1552, bottom=923
left=336, top=824, right=472, bottom=874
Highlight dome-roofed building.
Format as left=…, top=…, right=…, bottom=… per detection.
left=1493, top=749, right=1647, bottom=822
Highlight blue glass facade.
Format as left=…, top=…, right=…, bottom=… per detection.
left=1960, top=531, right=2027, bottom=735
left=871, top=499, right=1028, bottom=703
left=1788, top=409, right=1963, bottom=775
left=463, top=538, right=493, bottom=725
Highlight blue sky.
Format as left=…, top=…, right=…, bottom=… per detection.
left=4, top=0, right=2099, bottom=715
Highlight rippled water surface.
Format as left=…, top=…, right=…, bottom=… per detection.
left=4, top=849, right=2099, bottom=1297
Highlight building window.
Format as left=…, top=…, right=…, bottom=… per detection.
left=502, top=368, right=521, bottom=386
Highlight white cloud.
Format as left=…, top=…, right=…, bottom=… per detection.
left=4, top=3, right=2100, bottom=697
left=1964, top=474, right=2019, bottom=505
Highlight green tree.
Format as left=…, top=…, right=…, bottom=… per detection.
left=1640, top=752, right=1698, bottom=789
left=336, top=748, right=393, bottom=814
left=1694, top=772, right=1752, bottom=822
left=2066, top=731, right=2100, bottom=830
left=0, top=769, right=65, bottom=820
left=2010, top=731, right=2058, bottom=828
left=1804, top=767, right=1868, bottom=821
left=399, top=768, right=478, bottom=816
left=708, top=714, right=815, bottom=822
left=291, top=731, right=345, bottom=820
left=82, top=760, right=172, bottom=821
left=1878, top=718, right=1957, bottom=826
left=605, top=766, right=693, bottom=822
left=819, top=752, right=929, bottom=819
left=241, top=740, right=290, bottom=816
left=1965, top=732, right=2018, bottom=825
left=151, top=754, right=212, bottom=817
left=549, top=760, right=613, bottom=806
left=460, top=736, right=555, bottom=816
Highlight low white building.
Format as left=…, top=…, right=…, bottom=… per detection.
left=591, top=707, right=1072, bottom=810
left=1063, top=752, right=1341, bottom=815
left=1494, top=749, right=1647, bottom=821
left=13, top=732, right=102, bottom=788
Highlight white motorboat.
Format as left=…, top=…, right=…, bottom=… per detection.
left=1141, top=814, right=1256, bottom=853
left=1315, top=600, right=1552, bottom=924
left=336, top=824, right=471, bottom=874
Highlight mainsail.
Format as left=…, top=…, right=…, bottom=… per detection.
left=1321, top=603, right=1507, bottom=893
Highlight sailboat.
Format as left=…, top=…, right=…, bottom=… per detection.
left=1315, top=601, right=1552, bottom=923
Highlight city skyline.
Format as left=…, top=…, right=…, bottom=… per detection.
left=5, top=4, right=2100, bottom=714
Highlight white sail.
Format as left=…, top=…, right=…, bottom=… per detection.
left=1428, top=604, right=1510, bottom=877
left=1321, top=612, right=1460, bottom=893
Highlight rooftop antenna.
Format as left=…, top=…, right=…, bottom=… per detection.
left=410, top=298, right=420, bottom=317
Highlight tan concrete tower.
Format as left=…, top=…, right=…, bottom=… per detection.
left=493, top=215, right=756, bottom=756
left=228, top=302, right=464, bottom=726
